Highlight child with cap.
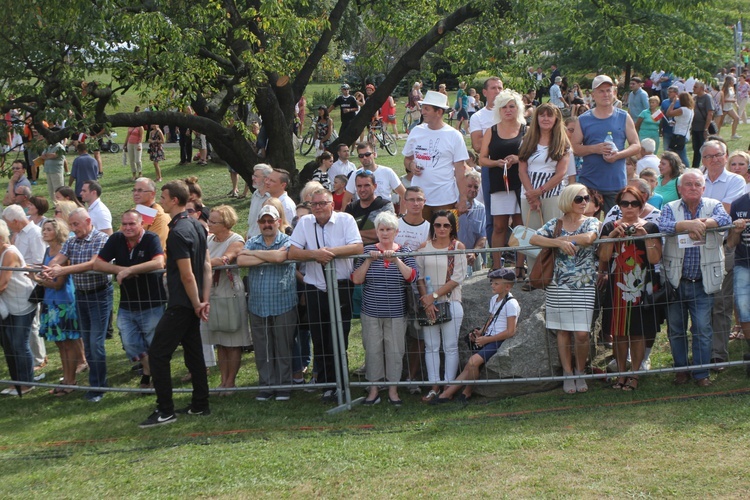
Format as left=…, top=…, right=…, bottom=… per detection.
left=433, top=268, right=520, bottom=403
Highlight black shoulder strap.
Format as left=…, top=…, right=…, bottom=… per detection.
left=481, top=293, right=514, bottom=335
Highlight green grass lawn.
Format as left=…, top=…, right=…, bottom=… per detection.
left=2, top=97, right=750, bottom=496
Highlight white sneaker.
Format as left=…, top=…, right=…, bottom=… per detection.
left=731, top=134, right=742, bottom=140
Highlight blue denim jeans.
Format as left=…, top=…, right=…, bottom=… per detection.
left=116, top=305, right=164, bottom=361
left=76, top=284, right=114, bottom=393
left=667, top=279, right=714, bottom=380
left=0, top=309, right=36, bottom=384
left=481, top=167, right=493, bottom=243
left=292, top=328, right=312, bottom=374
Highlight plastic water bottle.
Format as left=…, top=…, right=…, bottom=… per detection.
left=604, top=131, right=618, bottom=154
left=425, top=276, right=434, bottom=295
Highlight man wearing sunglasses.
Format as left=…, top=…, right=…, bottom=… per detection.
left=341, top=142, right=405, bottom=211
left=403, top=90, right=470, bottom=219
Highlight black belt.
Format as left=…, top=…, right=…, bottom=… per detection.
left=77, top=283, right=111, bottom=295
left=681, top=277, right=702, bottom=283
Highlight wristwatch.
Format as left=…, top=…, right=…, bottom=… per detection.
left=432, top=292, right=439, bottom=300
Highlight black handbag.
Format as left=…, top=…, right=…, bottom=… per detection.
left=641, top=277, right=676, bottom=308
left=669, top=134, right=686, bottom=151
left=28, top=284, right=45, bottom=304
left=417, top=301, right=452, bottom=326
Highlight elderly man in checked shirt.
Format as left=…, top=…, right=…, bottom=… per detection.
left=237, top=205, right=298, bottom=402
left=658, top=170, right=731, bottom=387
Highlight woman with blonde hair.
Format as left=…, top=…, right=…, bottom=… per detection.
left=530, top=184, right=600, bottom=394
left=727, top=150, right=750, bottom=184
left=479, top=89, right=527, bottom=271
left=720, top=76, right=742, bottom=139
left=202, top=205, right=250, bottom=396
left=33, top=219, right=80, bottom=395
left=518, top=103, right=571, bottom=277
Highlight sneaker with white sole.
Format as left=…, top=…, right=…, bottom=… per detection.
left=275, top=391, right=291, bottom=401
left=175, top=405, right=211, bottom=416
left=732, top=134, right=742, bottom=140
left=139, top=410, right=177, bottom=428
left=256, top=390, right=274, bottom=401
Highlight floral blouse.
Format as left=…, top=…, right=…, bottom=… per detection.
left=536, top=216, right=600, bottom=289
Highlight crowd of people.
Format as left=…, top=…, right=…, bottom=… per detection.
left=1, top=67, right=750, bottom=428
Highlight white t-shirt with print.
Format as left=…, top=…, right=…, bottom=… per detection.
left=344, top=165, right=402, bottom=201
left=402, top=123, right=470, bottom=206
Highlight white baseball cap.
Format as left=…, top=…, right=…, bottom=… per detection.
left=592, top=75, right=614, bottom=89
left=257, top=205, right=280, bottom=220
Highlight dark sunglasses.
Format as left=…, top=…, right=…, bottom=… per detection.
left=358, top=152, right=374, bottom=158
left=619, top=200, right=642, bottom=208
left=433, top=222, right=452, bottom=229
left=573, top=195, right=591, bottom=204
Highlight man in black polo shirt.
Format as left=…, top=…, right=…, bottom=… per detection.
left=95, top=210, right=166, bottom=390
left=344, top=170, right=395, bottom=245
left=329, top=83, right=359, bottom=136
left=140, top=180, right=211, bottom=428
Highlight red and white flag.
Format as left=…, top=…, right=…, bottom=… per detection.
left=651, top=109, right=665, bottom=121
left=136, top=204, right=157, bottom=225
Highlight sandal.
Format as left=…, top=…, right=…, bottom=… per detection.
left=622, top=377, right=639, bottom=391
left=562, top=372, right=576, bottom=394
left=514, top=266, right=528, bottom=282
left=574, top=369, right=588, bottom=393
left=421, top=389, right=440, bottom=403
left=611, top=377, right=627, bottom=390
left=730, top=326, right=744, bottom=340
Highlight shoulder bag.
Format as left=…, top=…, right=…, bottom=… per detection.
left=509, top=207, right=544, bottom=259
left=528, top=218, right=563, bottom=290
left=417, top=242, right=455, bottom=326
left=207, top=267, right=246, bottom=333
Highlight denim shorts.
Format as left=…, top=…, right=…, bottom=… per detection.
left=475, top=339, right=504, bottom=362
left=735, top=265, right=750, bottom=322
left=116, top=305, right=165, bottom=361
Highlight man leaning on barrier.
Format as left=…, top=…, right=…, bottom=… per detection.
left=288, top=188, right=363, bottom=403
left=238, top=205, right=298, bottom=402
left=658, top=170, right=731, bottom=387
left=94, top=210, right=166, bottom=391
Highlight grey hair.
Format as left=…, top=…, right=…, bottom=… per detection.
left=69, top=207, right=91, bottom=220
left=0, top=220, right=9, bottom=244
left=135, top=177, right=156, bottom=191
left=16, top=186, right=31, bottom=197
left=700, top=139, right=727, bottom=156
left=641, top=138, right=656, bottom=154
left=374, top=211, right=399, bottom=231
left=465, top=169, right=481, bottom=183
left=677, top=169, right=705, bottom=187
left=253, top=163, right=273, bottom=177
left=2, top=204, right=27, bottom=223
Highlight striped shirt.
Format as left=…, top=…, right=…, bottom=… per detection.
left=354, top=244, right=418, bottom=318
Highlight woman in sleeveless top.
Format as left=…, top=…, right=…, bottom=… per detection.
left=0, top=220, right=37, bottom=396
left=125, top=106, right=144, bottom=181
left=721, top=76, right=741, bottom=139
left=147, top=124, right=166, bottom=182
left=201, top=206, right=250, bottom=396
left=479, top=90, right=527, bottom=271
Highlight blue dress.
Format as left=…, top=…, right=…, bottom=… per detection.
left=39, top=249, right=80, bottom=342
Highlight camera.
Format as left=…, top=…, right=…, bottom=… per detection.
left=624, top=225, right=636, bottom=236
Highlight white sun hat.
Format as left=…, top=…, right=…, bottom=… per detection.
left=418, top=90, right=451, bottom=110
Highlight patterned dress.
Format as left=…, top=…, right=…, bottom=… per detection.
left=39, top=249, right=80, bottom=342
left=600, top=221, right=660, bottom=337
left=148, top=130, right=166, bottom=162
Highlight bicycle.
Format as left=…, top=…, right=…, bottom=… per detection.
left=366, top=119, right=398, bottom=156
left=402, top=105, right=421, bottom=134
left=298, top=116, right=338, bottom=156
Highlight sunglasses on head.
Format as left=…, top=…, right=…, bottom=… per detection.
left=573, top=195, right=591, bottom=204
left=619, top=200, right=642, bottom=208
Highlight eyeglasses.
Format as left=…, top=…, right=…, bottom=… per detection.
left=14, top=192, right=25, bottom=197
left=310, top=201, right=332, bottom=208
left=207, top=219, right=222, bottom=225
left=573, top=195, right=591, bottom=204
left=619, top=200, right=642, bottom=208
left=132, top=188, right=154, bottom=193
left=433, top=223, right=452, bottom=229
left=186, top=208, right=196, bottom=214
left=702, top=153, right=724, bottom=161
left=358, top=152, right=374, bottom=158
